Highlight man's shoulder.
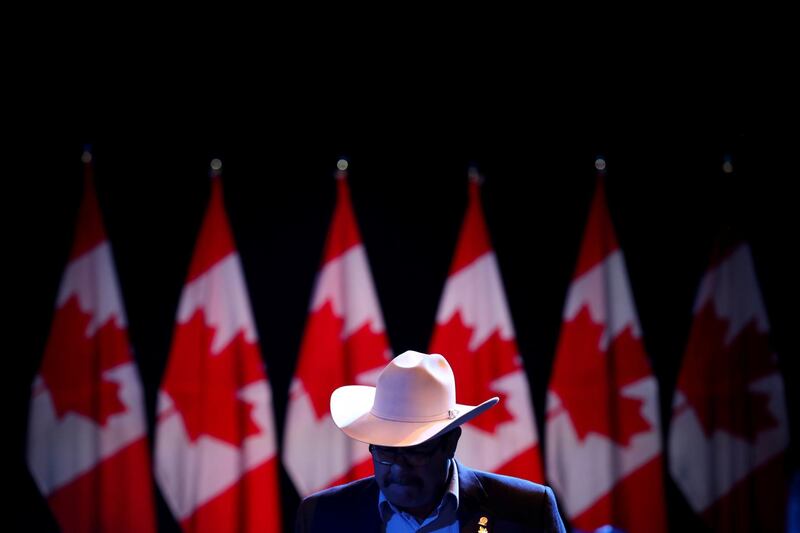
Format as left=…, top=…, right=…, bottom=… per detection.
left=301, top=476, right=377, bottom=505
left=458, top=462, right=556, bottom=513
left=296, top=477, right=381, bottom=532
left=458, top=463, right=565, bottom=531
left=464, top=464, right=549, bottom=495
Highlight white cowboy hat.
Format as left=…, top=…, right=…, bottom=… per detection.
left=330, top=350, right=499, bottom=447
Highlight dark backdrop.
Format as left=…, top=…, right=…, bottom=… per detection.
left=15, top=128, right=796, bottom=531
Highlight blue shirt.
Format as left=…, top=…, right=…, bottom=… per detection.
left=378, top=460, right=460, bottom=533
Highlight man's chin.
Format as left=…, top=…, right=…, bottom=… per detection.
left=385, top=485, right=425, bottom=508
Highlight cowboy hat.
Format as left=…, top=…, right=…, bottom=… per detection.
left=330, top=350, right=499, bottom=447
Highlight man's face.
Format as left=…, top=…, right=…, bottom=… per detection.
left=371, top=429, right=459, bottom=515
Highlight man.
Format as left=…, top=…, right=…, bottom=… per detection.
left=295, top=350, right=566, bottom=532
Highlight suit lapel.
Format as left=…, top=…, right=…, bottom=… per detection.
left=357, top=479, right=383, bottom=532
left=457, top=462, right=493, bottom=533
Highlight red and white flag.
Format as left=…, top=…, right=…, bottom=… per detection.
left=545, top=177, right=667, bottom=533
left=669, top=241, right=789, bottom=531
left=154, top=173, right=282, bottom=532
left=429, top=172, right=544, bottom=482
left=283, top=166, right=391, bottom=497
left=26, top=152, right=157, bottom=533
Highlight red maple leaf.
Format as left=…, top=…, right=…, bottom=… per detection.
left=429, top=312, right=519, bottom=433
left=677, top=304, right=779, bottom=442
left=549, top=307, right=653, bottom=446
left=162, top=312, right=266, bottom=445
left=39, top=296, right=130, bottom=425
left=295, top=301, right=389, bottom=419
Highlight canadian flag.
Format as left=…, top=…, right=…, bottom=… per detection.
left=545, top=176, right=667, bottom=533
left=154, top=173, right=282, bottom=532
left=283, top=165, right=391, bottom=497
left=26, top=152, right=157, bottom=532
left=428, top=171, right=544, bottom=482
left=669, top=241, right=789, bottom=531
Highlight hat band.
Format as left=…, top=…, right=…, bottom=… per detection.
left=369, top=407, right=460, bottom=423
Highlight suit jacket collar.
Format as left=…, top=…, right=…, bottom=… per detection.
left=352, top=478, right=383, bottom=532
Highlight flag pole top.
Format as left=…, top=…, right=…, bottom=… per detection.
left=594, top=156, right=607, bottom=176
left=81, top=147, right=92, bottom=163
left=335, top=158, right=349, bottom=179
left=210, top=158, right=222, bottom=178
left=468, top=165, right=484, bottom=184
left=722, top=154, right=734, bottom=174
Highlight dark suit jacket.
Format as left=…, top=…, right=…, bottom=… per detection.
left=295, top=461, right=566, bottom=532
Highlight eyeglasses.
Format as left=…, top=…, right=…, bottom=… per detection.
left=369, top=441, right=442, bottom=467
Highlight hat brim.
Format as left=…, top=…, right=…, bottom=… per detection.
left=330, top=385, right=499, bottom=447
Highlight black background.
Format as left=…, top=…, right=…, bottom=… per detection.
left=13, top=118, right=796, bottom=531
